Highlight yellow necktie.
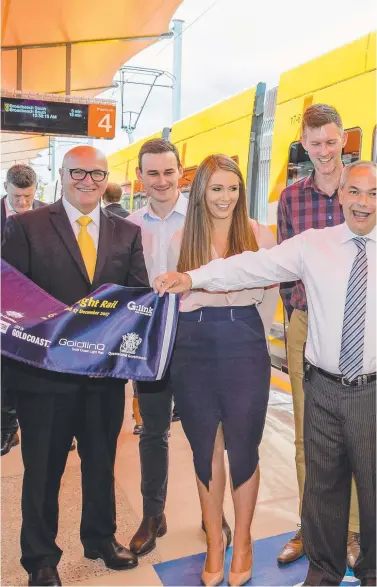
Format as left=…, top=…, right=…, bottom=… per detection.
left=77, top=216, right=96, bottom=282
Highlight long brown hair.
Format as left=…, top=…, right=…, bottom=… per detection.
left=177, top=154, right=258, bottom=273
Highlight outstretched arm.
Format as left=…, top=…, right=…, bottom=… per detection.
left=153, top=234, right=304, bottom=296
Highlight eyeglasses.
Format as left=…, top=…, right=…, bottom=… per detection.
left=63, top=168, right=109, bottom=182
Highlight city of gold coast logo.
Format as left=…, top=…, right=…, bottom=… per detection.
left=120, top=332, right=142, bottom=355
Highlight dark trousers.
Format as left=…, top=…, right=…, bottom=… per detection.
left=302, top=369, right=376, bottom=586
left=1, top=385, right=18, bottom=434
left=16, top=386, right=125, bottom=573
left=136, top=376, right=173, bottom=517
left=1, top=368, right=19, bottom=434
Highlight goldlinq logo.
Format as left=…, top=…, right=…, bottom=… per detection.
left=58, top=339, right=105, bottom=352
left=127, top=301, right=153, bottom=316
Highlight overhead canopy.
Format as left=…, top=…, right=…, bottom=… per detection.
left=1, top=0, right=182, bottom=167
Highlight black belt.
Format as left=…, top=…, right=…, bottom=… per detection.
left=306, top=363, right=376, bottom=387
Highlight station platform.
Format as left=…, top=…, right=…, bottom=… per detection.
left=1, top=374, right=358, bottom=586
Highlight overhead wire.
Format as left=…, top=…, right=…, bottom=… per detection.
left=155, top=0, right=222, bottom=57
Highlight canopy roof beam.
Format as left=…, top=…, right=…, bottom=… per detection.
left=4, top=31, right=173, bottom=94
left=2, top=32, right=173, bottom=51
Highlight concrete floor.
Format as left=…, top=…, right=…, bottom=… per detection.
left=1, top=372, right=299, bottom=586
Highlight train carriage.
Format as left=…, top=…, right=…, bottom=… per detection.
left=108, top=31, right=376, bottom=376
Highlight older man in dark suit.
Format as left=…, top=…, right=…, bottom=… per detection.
left=2, top=146, right=149, bottom=586
left=1, top=164, right=46, bottom=456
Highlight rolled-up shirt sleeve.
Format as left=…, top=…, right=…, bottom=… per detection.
left=187, top=234, right=304, bottom=292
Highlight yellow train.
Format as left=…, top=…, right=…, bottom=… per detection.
left=108, top=31, right=376, bottom=373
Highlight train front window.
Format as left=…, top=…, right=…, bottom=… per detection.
left=287, top=128, right=362, bottom=186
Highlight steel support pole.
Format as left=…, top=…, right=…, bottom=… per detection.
left=17, top=48, right=22, bottom=90
left=65, top=43, right=72, bottom=95
left=50, top=137, right=56, bottom=182
left=172, top=19, right=184, bottom=123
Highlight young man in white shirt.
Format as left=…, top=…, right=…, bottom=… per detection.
left=154, top=161, right=376, bottom=587
left=128, top=139, right=232, bottom=556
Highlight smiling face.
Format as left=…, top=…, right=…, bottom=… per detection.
left=205, top=169, right=240, bottom=221
left=59, top=146, right=108, bottom=214
left=339, top=165, right=376, bottom=236
left=301, top=123, right=347, bottom=178
left=136, top=152, right=182, bottom=205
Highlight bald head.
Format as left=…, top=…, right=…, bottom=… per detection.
left=59, top=145, right=109, bottom=214
left=62, top=146, right=108, bottom=170
left=339, top=160, right=376, bottom=237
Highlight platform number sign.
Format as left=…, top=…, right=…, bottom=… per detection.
left=88, top=104, right=116, bottom=139
left=1, top=97, right=116, bottom=139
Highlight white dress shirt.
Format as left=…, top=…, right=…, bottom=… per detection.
left=62, top=197, right=100, bottom=251
left=188, top=223, right=376, bottom=375
left=128, top=193, right=188, bottom=283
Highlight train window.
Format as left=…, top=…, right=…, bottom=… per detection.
left=372, top=126, right=377, bottom=162
left=287, top=128, right=362, bottom=186
left=179, top=156, right=240, bottom=196
left=179, top=166, right=197, bottom=196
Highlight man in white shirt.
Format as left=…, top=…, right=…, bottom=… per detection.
left=154, top=161, right=376, bottom=587
left=128, top=138, right=232, bottom=556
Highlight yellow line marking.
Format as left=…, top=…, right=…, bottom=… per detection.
left=271, top=375, right=292, bottom=394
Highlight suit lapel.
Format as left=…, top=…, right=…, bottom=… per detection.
left=49, top=200, right=90, bottom=283
left=93, top=208, right=115, bottom=287
left=1, top=198, right=6, bottom=235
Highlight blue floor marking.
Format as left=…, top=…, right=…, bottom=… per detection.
left=153, top=531, right=359, bottom=586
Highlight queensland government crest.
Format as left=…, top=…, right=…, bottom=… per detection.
left=120, top=332, right=142, bottom=355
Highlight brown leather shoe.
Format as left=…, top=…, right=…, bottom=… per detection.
left=129, top=514, right=167, bottom=556
left=277, top=528, right=304, bottom=564
left=1, top=431, right=20, bottom=456
left=28, top=567, right=62, bottom=586
left=84, top=538, right=138, bottom=570
left=347, top=531, right=360, bottom=569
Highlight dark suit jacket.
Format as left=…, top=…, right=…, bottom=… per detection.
left=104, top=203, right=129, bottom=219
left=2, top=199, right=149, bottom=394
left=0, top=196, right=45, bottom=238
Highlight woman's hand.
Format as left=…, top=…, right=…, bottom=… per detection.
left=153, top=271, right=193, bottom=297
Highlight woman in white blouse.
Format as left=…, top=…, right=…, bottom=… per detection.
left=166, top=154, right=278, bottom=586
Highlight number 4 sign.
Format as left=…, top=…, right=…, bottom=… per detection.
left=88, top=104, right=116, bottom=139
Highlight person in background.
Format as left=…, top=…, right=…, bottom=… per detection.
left=102, top=182, right=129, bottom=218
left=154, top=161, right=376, bottom=587
left=128, top=139, right=232, bottom=558
left=1, top=164, right=46, bottom=457
left=2, top=146, right=149, bottom=587
left=277, top=104, right=360, bottom=567
left=164, top=154, right=278, bottom=586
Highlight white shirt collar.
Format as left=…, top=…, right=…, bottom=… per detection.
left=62, top=197, right=100, bottom=227
left=339, top=221, right=376, bottom=243
left=144, top=192, right=188, bottom=221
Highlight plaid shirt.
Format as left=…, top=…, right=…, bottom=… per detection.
left=277, top=172, right=344, bottom=313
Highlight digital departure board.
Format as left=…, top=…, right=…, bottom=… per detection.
left=1, top=97, right=116, bottom=139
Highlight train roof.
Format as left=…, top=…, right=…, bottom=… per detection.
left=277, top=32, right=376, bottom=104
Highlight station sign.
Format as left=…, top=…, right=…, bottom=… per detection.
left=1, top=97, right=116, bottom=139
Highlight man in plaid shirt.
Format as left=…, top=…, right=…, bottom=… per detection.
left=276, top=104, right=360, bottom=567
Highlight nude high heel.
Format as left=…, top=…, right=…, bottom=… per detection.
left=201, top=533, right=227, bottom=586
left=228, top=539, right=254, bottom=586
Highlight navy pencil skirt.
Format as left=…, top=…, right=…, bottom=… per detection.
left=170, top=305, right=271, bottom=490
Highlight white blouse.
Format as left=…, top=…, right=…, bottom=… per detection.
left=167, top=219, right=279, bottom=338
